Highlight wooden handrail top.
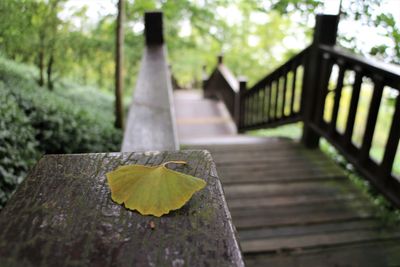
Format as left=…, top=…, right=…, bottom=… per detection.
left=218, top=64, right=239, bottom=92
left=319, top=44, right=400, bottom=89
left=0, top=151, right=244, bottom=266
left=121, top=45, right=179, bottom=152
left=246, top=46, right=311, bottom=95
left=121, top=12, right=178, bottom=152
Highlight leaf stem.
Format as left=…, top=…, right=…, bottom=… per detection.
left=162, top=161, right=187, bottom=167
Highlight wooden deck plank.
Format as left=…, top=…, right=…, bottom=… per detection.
left=223, top=180, right=359, bottom=199
left=181, top=136, right=400, bottom=266
left=244, top=240, right=400, bottom=267
left=238, top=219, right=383, bottom=241
left=242, top=228, right=400, bottom=253
left=227, top=194, right=368, bottom=211
left=232, top=208, right=374, bottom=229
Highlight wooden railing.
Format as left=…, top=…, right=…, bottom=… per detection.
left=121, top=12, right=178, bottom=152
left=309, top=44, right=400, bottom=206
left=239, top=47, right=310, bottom=130
left=203, top=14, right=400, bottom=207
left=203, top=55, right=241, bottom=125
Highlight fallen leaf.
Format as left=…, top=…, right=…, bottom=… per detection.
left=106, top=161, right=206, bottom=217
left=149, top=221, right=155, bottom=229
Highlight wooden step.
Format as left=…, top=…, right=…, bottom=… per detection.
left=182, top=136, right=400, bottom=267
left=244, top=240, right=400, bottom=267
left=223, top=180, right=357, bottom=199
left=242, top=228, right=400, bottom=253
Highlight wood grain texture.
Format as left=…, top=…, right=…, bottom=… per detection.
left=0, top=150, right=244, bottom=267
left=183, top=136, right=400, bottom=267
left=245, top=240, right=400, bottom=267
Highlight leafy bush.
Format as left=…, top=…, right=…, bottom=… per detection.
left=0, top=84, right=39, bottom=208
left=0, top=57, right=122, bottom=208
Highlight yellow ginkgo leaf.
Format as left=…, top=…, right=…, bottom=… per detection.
left=106, top=161, right=206, bottom=217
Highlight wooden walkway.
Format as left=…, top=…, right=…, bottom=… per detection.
left=175, top=90, right=400, bottom=267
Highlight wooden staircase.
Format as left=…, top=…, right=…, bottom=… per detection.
left=175, top=90, right=400, bottom=267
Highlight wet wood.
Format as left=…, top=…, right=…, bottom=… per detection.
left=0, top=150, right=244, bottom=267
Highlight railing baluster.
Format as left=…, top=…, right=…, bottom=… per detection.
left=251, top=92, right=256, bottom=126
left=247, top=95, right=251, bottom=127
left=250, top=93, right=255, bottom=126
left=253, top=90, right=258, bottom=124
left=262, top=88, right=266, bottom=122
left=258, top=89, right=263, bottom=123
left=329, top=62, right=345, bottom=133
left=238, top=78, right=247, bottom=130
left=262, top=85, right=267, bottom=123
left=273, top=80, right=278, bottom=120
left=290, top=64, right=297, bottom=115
left=380, top=94, right=400, bottom=178
left=359, top=76, right=384, bottom=162
left=281, top=67, right=288, bottom=117
left=314, top=53, right=332, bottom=125
left=246, top=93, right=250, bottom=126
left=275, top=75, right=280, bottom=119
left=267, top=81, right=273, bottom=122
left=343, top=69, right=363, bottom=146
left=254, top=91, right=258, bottom=125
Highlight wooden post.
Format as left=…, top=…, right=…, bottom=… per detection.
left=301, top=14, right=339, bottom=148
left=217, top=54, right=223, bottom=64
left=144, top=12, right=164, bottom=45
left=237, top=77, right=247, bottom=132
left=114, top=0, right=125, bottom=129
left=202, top=65, right=208, bottom=91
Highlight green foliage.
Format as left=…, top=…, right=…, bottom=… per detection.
left=0, top=57, right=122, bottom=208
left=0, top=84, right=39, bottom=209
left=339, top=0, right=400, bottom=65
left=249, top=122, right=303, bottom=140
left=1, top=0, right=399, bottom=91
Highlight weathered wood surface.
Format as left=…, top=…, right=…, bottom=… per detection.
left=0, top=150, right=244, bottom=267
left=121, top=45, right=179, bottom=152
left=184, top=137, right=400, bottom=267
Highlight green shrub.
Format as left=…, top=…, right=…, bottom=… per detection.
left=0, top=83, right=39, bottom=209
left=0, top=57, right=122, bottom=208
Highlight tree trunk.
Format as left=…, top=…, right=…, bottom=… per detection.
left=47, top=54, right=54, bottom=90
left=114, top=0, right=125, bottom=129
left=82, top=67, right=88, bottom=85
left=38, top=49, right=45, bottom=87
left=98, top=60, right=104, bottom=89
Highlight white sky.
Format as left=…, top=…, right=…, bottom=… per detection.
left=59, top=0, right=117, bottom=28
